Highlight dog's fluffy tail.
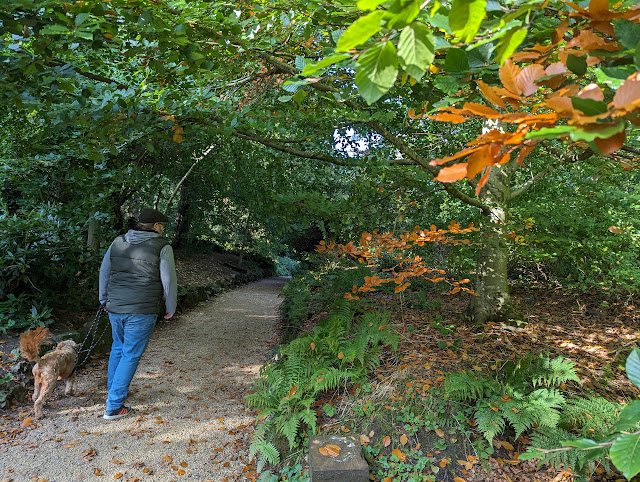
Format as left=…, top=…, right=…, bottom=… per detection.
left=19, top=326, right=51, bottom=363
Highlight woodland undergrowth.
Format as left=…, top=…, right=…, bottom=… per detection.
left=250, top=264, right=640, bottom=482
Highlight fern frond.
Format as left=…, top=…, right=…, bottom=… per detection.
left=475, top=403, right=506, bottom=444
left=278, top=413, right=301, bottom=449
left=561, top=397, right=622, bottom=438
left=445, top=371, right=489, bottom=401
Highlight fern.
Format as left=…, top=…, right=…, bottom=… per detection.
left=560, top=396, right=621, bottom=438
left=444, top=371, right=490, bottom=402
left=475, top=403, right=506, bottom=444
left=245, top=301, right=399, bottom=469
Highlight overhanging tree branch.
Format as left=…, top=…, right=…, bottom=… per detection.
left=510, top=144, right=594, bottom=201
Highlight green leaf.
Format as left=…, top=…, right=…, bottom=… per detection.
left=571, top=97, right=608, bottom=116
left=356, top=41, right=399, bottom=104
left=610, top=433, right=640, bottom=480
left=357, top=0, right=386, bottom=10
left=301, top=54, right=351, bottom=76
left=40, top=24, right=70, bottom=35
left=518, top=449, right=543, bottom=461
left=434, top=76, right=462, bottom=95
left=444, top=48, right=469, bottom=73
left=292, top=90, right=307, bottom=105
left=561, top=438, right=599, bottom=449
left=75, top=13, right=91, bottom=26
left=612, top=400, right=640, bottom=432
left=615, top=19, right=640, bottom=50
left=566, top=54, right=587, bottom=76
left=450, top=0, right=487, bottom=43
left=398, top=23, right=435, bottom=81
left=527, top=122, right=624, bottom=142
left=337, top=10, right=386, bottom=52
left=385, top=0, right=422, bottom=30
left=495, top=28, right=528, bottom=64
left=627, top=348, right=640, bottom=389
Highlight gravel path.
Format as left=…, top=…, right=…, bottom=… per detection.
left=0, top=277, right=286, bottom=482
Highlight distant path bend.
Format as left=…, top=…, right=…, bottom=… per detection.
left=0, top=277, right=287, bottom=482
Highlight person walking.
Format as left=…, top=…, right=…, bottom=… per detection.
left=98, top=208, right=177, bottom=420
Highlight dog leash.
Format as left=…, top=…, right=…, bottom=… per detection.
left=74, top=302, right=111, bottom=371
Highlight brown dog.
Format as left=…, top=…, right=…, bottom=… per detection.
left=19, top=327, right=79, bottom=419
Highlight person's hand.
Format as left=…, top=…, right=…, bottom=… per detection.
left=164, top=313, right=173, bottom=320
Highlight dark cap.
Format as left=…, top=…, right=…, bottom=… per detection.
left=138, top=209, right=169, bottom=224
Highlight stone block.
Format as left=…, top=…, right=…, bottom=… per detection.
left=309, top=435, right=369, bottom=482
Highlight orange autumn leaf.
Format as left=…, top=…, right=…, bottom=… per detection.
left=378, top=325, right=388, bottom=332
left=392, top=448, right=407, bottom=462
left=310, top=342, right=315, bottom=351
left=338, top=352, right=344, bottom=359
left=383, top=435, right=392, bottom=447
left=94, top=468, right=104, bottom=476
left=454, top=478, right=467, bottom=482
left=284, top=385, right=297, bottom=399
left=500, top=59, right=522, bottom=96
left=440, top=459, right=449, bottom=467
left=21, top=417, right=34, bottom=427
left=435, top=163, right=468, bottom=183
left=319, top=444, right=341, bottom=457
left=400, top=434, right=408, bottom=446
left=177, top=469, right=186, bottom=475
left=114, top=474, right=123, bottom=480
left=360, top=434, right=371, bottom=445
left=461, top=102, right=502, bottom=118
left=162, top=456, right=173, bottom=463
left=477, top=80, right=506, bottom=108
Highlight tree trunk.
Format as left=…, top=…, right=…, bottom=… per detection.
left=87, top=211, right=100, bottom=252
left=468, top=161, right=519, bottom=324
left=171, top=180, right=191, bottom=249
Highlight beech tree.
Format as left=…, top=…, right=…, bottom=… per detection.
left=2, top=0, right=639, bottom=322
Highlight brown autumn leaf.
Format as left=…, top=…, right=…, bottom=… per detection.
left=383, top=435, right=391, bottom=447
left=319, top=446, right=329, bottom=456
left=400, top=434, right=408, bottom=446
left=613, top=72, right=640, bottom=110
left=454, top=477, right=467, bottom=482
left=21, top=417, right=34, bottom=428
left=177, top=469, right=186, bottom=475
left=180, top=462, right=187, bottom=468
left=325, top=444, right=341, bottom=456
left=499, top=440, right=515, bottom=451
left=360, top=434, right=371, bottom=445
left=111, top=459, right=124, bottom=464
left=162, top=456, right=173, bottom=463
left=595, top=130, right=626, bottom=156
left=114, top=474, right=123, bottom=479
left=434, top=429, right=445, bottom=438
left=94, top=468, right=104, bottom=476
left=516, top=64, right=545, bottom=96
left=337, top=352, right=344, bottom=359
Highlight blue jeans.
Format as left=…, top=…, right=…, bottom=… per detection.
left=106, top=313, right=157, bottom=412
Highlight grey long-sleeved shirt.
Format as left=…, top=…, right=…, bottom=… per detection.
left=98, top=230, right=178, bottom=315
